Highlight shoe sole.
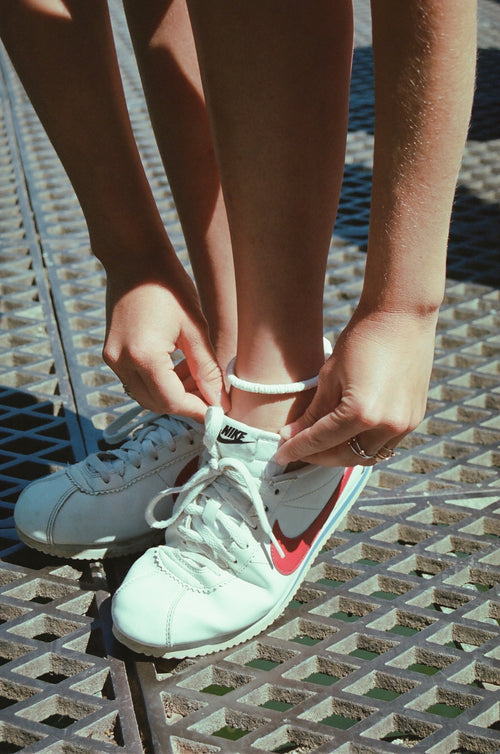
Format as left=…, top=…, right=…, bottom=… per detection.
left=112, top=464, right=372, bottom=658
left=16, top=529, right=163, bottom=560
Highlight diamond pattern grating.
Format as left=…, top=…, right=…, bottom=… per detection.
left=0, top=0, right=497, bottom=751
left=0, top=6, right=143, bottom=750
left=0, top=553, right=142, bottom=753
left=133, top=490, right=500, bottom=753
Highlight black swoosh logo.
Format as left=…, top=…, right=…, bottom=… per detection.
left=217, top=434, right=253, bottom=444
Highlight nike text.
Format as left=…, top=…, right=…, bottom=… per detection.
left=217, top=426, right=251, bottom=444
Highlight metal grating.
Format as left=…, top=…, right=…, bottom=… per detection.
left=324, top=276, right=500, bottom=498
left=0, top=10, right=142, bottom=753
left=118, top=3, right=500, bottom=751
left=131, top=490, right=500, bottom=753
left=0, top=553, right=142, bottom=753
left=325, top=0, right=500, bottom=499
left=0, top=1, right=190, bottom=445
left=0, top=61, right=83, bottom=512
left=0, top=0, right=497, bottom=752
left=1, top=0, right=498, bottom=496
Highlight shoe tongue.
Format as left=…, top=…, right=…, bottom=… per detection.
left=206, top=408, right=283, bottom=476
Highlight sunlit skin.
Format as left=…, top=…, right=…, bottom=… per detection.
left=0, top=0, right=234, bottom=420
left=0, top=0, right=477, bottom=466
left=186, top=0, right=476, bottom=464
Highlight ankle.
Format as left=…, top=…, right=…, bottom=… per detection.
left=229, top=386, right=315, bottom=434
left=213, top=330, right=238, bottom=378
left=226, top=342, right=329, bottom=433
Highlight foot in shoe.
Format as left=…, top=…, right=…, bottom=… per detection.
left=112, top=406, right=371, bottom=657
left=14, top=406, right=202, bottom=559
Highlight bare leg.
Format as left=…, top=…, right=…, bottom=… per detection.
left=276, top=0, right=476, bottom=467
left=123, top=0, right=236, bottom=368
left=0, top=0, right=164, bottom=261
left=187, top=0, right=353, bottom=431
left=0, top=0, right=230, bottom=416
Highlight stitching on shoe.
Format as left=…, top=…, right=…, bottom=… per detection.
left=154, top=550, right=208, bottom=589
left=165, top=584, right=184, bottom=647
left=153, top=549, right=225, bottom=595
left=46, top=485, right=75, bottom=544
left=66, top=447, right=199, bottom=495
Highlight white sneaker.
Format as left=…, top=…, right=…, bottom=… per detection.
left=14, top=405, right=202, bottom=559
left=112, top=406, right=371, bottom=658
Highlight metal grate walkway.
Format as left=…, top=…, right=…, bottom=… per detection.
left=0, top=1, right=498, bottom=752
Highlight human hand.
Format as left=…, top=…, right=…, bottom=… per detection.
left=102, top=257, right=228, bottom=422
left=275, top=308, right=438, bottom=466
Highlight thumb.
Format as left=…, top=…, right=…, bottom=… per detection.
left=275, top=391, right=326, bottom=463
left=181, top=324, right=230, bottom=411
left=279, top=398, right=321, bottom=442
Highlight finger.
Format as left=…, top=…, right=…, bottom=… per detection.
left=355, top=428, right=406, bottom=456
left=152, top=371, right=209, bottom=422
left=179, top=374, right=201, bottom=399
left=174, top=358, right=190, bottom=383
left=298, top=430, right=405, bottom=468
left=111, top=357, right=199, bottom=417
left=180, top=325, right=230, bottom=411
left=110, top=364, right=153, bottom=408
left=174, top=359, right=204, bottom=400
left=275, top=402, right=366, bottom=465
left=299, top=447, right=375, bottom=467
left=350, top=428, right=407, bottom=464
left=138, top=356, right=210, bottom=422
left=279, top=374, right=340, bottom=439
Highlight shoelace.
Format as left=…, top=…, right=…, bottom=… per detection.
left=146, top=455, right=285, bottom=569
left=85, top=406, right=201, bottom=484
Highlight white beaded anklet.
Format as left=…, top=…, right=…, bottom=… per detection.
left=226, top=360, right=319, bottom=394
left=226, top=338, right=333, bottom=396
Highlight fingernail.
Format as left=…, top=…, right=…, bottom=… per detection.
left=211, top=393, right=230, bottom=413
left=279, top=425, right=292, bottom=441
left=219, top=390, right=231, bottom=412
left=274, top=449, right=285, bottom=464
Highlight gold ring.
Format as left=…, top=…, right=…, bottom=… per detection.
left=348, top=436, right=378, bottom=460
left=375, top=445, right=396, bottom=460
left=348, top=436, right=396, bottom=462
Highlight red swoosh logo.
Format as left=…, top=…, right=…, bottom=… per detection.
left=173, top=455, right=200, bottom=500
left=271, top=467, right=353, bottom=575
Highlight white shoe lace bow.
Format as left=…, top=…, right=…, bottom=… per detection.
left=146, top=455, right=285, bottom=569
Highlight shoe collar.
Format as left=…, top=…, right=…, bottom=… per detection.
left=204, top=406, right=284, bottom=480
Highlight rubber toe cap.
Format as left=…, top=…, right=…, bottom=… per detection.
left=112, top=549, right=182, bottom=652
